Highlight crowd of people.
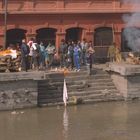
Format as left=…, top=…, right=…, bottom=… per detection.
left=19, top=38, right=95, bottom=72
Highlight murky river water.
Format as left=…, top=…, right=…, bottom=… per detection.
left=0, top=101, right=140, bottom=140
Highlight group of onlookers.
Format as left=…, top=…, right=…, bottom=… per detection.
left=19, top=38, right=95, bottom=72
left=20, top=38, right=56, bottom=71
left=59, top=39, right=95, bottom=71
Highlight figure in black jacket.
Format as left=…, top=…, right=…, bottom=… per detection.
left=20, top=39, right=29, bottom=71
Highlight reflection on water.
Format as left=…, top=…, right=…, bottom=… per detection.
left=63, top=108, right=69, bottom=140
left=0, top=102, right=140, bottom=140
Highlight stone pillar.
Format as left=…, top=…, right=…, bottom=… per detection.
left=0, top=26, right=4, bottom=47
left=0, top=35, right=4, bottom=48
left=55, top=31, right=66, bottom=53
left=85, top=30, right=94, bottom=43
left=0, top=1, right=2, bottom=9
left=114, top=31, right=121, bottom=49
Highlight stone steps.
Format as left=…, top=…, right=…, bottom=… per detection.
left=38, top=95, right=124, bottom=107
left=37, top=68, right=122, bottom=106
left=38, top=93, right=63, bottom=99
left=69, top=93, right=115, bottom=102
left=38, top=97, right=63, bottom=105
left=67, top=82, right=114, bottom=90
left=42, top=80, right=112, bottom=87
left=88, top=82, right=114, bottom=87
left=68, top=89, right=119, bottom=96
left=82, top=96, right=124, bottom=104
left=85, top=79, right=113, bottom=84
left=65, top=71, right=88, bottom=76
left=65, top=75, right=110, bottom=81
left=67, top=85, right=116, bottom=92
left=38, top=78, right=113, bottom=86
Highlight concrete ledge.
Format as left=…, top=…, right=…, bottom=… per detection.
left=109, top=63, right=140, bottom=99
left=0, top=70, right=66, bottom=81
left=109, top=63, right=140, bottom=76
left=0, top=71, right=45, bottom=81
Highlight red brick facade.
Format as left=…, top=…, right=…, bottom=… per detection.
left=0, top=0, right=139, bottom=58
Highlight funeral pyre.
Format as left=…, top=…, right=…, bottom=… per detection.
left=0, top=49, right=21, bottom=72
left=125, top=52, right=140, bottom=65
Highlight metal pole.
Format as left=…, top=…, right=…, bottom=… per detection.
left=4, top=0, right=8, bottom=49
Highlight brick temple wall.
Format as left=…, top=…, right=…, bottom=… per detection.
left=0, top=0, right=139, bottom=48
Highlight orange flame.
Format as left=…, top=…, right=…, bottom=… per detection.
left=63, top=68, right=69, bottom=76
left=0, top=49, right=18, bottom=59
left=0, top=49, right=12, bottom=56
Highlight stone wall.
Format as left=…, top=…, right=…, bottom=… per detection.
left=0, top=71, right=64, bottom=110
left=0, top=80, right=38, bottom=110
left=109, top=63, right=140, bottom=100
left=127, top=75, right=140, bottom=98
left=111, top=74, right=128, bottom=98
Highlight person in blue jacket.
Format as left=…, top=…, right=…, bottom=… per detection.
left=73, top=42, right=81, bottom=71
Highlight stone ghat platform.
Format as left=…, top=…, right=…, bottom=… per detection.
left=0, top=71, right=64, bottom=110
left=0, top=71, right=46, bottom=81
left=0, top=68, right=123, bottom=111
left=108, top=63, right=140, bottom=76
left=108, top=63, right=140, bottom=99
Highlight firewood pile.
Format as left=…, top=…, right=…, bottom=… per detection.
left=0, top=49, right=21, bottom=72
left=126, top=52, right=140, bottom=65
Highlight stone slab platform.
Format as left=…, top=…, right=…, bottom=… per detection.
left=0, top=71, right=65, bottom=81
left=0, top=71, right=45, bottom=81
left=108, top=62, right=140, bottom=99
left=108, top=63, right=140, bottom=76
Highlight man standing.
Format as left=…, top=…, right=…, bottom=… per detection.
left=59, top=39, right=68, bottom=68
left=27, top=38, right=34, bottom=69
left=46, top=42, right=55, bottom=68
left=73, top=42, right=81, bottom=71
left=39, top=42, right=46, bottom=69
left=107, top=42, right=116, bottom=62
left=67, top=41, right=74, bottom=70
left=81, top=39, right=88, bottom=65
left=20, top=39, right=30, bottom=71
left=87, top=41, right=95, bottom=75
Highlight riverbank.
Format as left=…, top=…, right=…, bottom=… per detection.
left=0, top=64, right=126, bottom=111
left=2, top=62, right=140, bottom=111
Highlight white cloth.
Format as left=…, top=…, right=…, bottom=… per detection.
left=10, top=50, right=17, bottom=59
left=63, top=79, right=68, bottom=106
left=27, top=41, right=33, bottom=47
left=29, top=46, right=33, bottom=56
left=32, top=43, right=37, bottom=50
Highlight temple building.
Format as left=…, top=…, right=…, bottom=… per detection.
left=0, top=0, right=139, bottom=61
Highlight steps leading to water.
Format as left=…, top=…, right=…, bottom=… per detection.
left=37, top=68, right=124, bottom=106
left=66, top=69, right=123, bottom=104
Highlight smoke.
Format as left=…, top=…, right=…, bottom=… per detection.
left=122, top=0, right=140, bottom=51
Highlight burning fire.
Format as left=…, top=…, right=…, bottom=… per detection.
left=126, top=52, right=140, bottom=65
left=0, top=49, right=18, bottom=59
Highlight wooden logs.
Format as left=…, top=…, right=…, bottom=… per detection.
left=0, top=54, right=21, bottom=72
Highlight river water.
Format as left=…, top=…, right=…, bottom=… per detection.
left=0, top=101, right=140, bottom=140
